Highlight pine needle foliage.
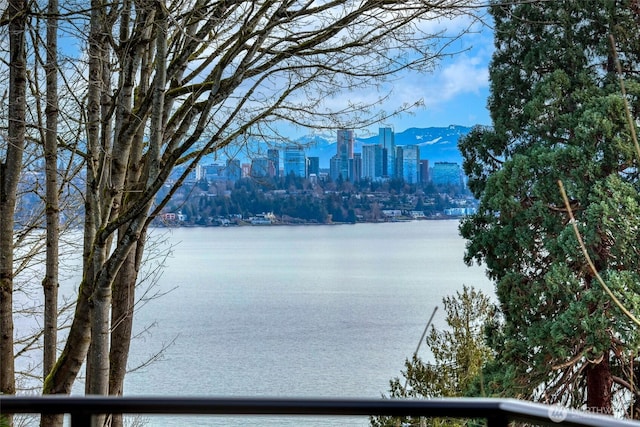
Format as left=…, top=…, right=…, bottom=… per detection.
left=459, top=0, right=640, bottom=417
left=371, top=286, right=495, bottom=427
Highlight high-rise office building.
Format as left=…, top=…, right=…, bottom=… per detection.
left=307, top=156, right=320, bottom=177
left=397, top=145, right=420, bottom=184
left=329, top=156, right=342, bottom=181
left=378, top=127, right=395, bottom=178
left=202, top=164, right=225, bottom=182
left=268, top=149, right=280, bottom=179
left=338, top=129, right=354, bottom=179
left=241, top=163, right=251, bottom=178
left=362, top=144, right=383, bottom=180
left=226, top=159, right=241, bottom=182
left=250, top=157, right=270, bottom=178
left=350, top=153, right=362, bottom=182
left=284, top=145, right=307, bottom=177
left=171, top=165, right=202, bottom=183
left=419, top=159, right=430, bottom=184
left=331, top=129, right=355, bottom=180
left=337, top=129, right=354, bottom=159
left=185, top=165, right=202, bottom=182
left=431, top=162, right=463, bottom=186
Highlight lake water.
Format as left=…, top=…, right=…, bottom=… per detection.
left=120, top=220, right=493, bottom=426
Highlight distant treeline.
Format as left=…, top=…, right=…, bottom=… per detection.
left=157, top=174, right=474, bottom=225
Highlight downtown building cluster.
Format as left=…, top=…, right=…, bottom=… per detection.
left=171, top=127, right=464, bottom=187
left=276, top=128, right=464, bottom=187
left=329, top=128, right=424, bottom=184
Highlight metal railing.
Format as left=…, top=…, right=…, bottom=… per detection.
left=1, top=396, right=639, bottom=427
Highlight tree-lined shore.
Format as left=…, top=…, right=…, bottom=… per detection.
left=155, top=175, right=475, bottom=226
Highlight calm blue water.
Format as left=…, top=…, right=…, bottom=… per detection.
left=121, top=220, right=492, bottom=426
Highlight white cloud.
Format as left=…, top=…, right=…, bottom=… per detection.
left=397, top=27, right=493, bottom=104
left=435, top=53, right=490, bottom=101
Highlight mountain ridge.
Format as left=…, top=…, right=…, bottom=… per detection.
left=303, top=125, right=472, bottom=167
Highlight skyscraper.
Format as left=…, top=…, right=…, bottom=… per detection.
left=202, top=164, right=225, bottom=182
left=268, top=149, right=280, bottom=179
left=397, top=145, right=420, bottom=184
left=284, top=145, right=307, bottom=177
left=420, top=159, right=430, bottom=184
left=338, top=129, right=354, bottom=179
left=307, top=156, right=320, bottom=177
left=250, top=157, right=270, bottom=178
left=337, top=129, right=354, bottom=159
left=226, top=159, right=241, bottom=182
left=431, top=162, right=463, bottom=186
left=331, top=129, right=355, bottom=180
left=378, top=127, right=395, bottom=178
left=362, top=144, right=383, bottom=180
left=350, top=153, right=362, bottom=182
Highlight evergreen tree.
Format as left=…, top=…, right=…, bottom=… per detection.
left=371, top=286, right=494, bottom=427
left=460, top=0, right=640, bottom=416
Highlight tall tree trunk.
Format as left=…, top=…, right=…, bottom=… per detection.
left=40, top=2, right=61, bottom=425
left=87, top=268, right=112, bottom=399
left=108, top=248, right=137, bottom=398
left=107, top=5, right=156, bottom=421
left=42, top=0, right=107, bottom=415
left=586, top=353, right=613, bottom=415
left=108, top=234, right=145, bottom=427
left=84, top=0, right=110, bottom=404
left=1, top=1, right=27, bottom=425
left=107, top=6, right=166, bottom=422
left=43, top=0, right=60, bottom=379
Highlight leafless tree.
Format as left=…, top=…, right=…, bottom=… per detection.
left=1, top=0, right=28, bottom=425
left=42, top=0, right=60, bottom=384
left=2, top=0, right=483, bottom=426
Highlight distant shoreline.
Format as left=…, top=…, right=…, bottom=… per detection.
left=156, top=216, right=465, bottom=228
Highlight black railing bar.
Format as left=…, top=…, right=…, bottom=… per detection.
left=1, top=396, right=638, bottom=427
left=69, top=413, right=91, bottom=427
left=3, top=396, right=504, bottom=417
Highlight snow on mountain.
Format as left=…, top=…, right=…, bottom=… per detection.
left=304, top=125, right=472, bottom=166
left=203, top=125, right=473, bottom=167
left=416, top=136, right=442, bottom=145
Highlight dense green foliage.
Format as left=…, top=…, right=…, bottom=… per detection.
left=371, top=286, right=495, bottom=427
left=459, top=0, right=640, bottom=416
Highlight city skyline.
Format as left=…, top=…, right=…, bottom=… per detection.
left=186, top=127, right=465, bottom=188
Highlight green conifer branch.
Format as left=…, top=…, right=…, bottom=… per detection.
left=609, top=34, right=640, bottom=163
left=557, top=179, right=640, bottom=327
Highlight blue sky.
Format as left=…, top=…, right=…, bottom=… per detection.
left=287, top=13, right=495, bottom=139
left=375, top=17, right=494, bottom=132
left=55, top=8, right=494, bottom=139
